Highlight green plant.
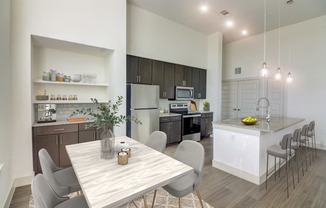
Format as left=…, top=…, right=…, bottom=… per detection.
left=203, top=101, right=209, bottom=107
left=70, top=96, right=142, bottom=130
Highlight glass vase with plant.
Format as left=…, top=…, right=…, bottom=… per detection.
left=70, top=96, right=141, bottom=159
left=203, top=101, right=210, bottom=111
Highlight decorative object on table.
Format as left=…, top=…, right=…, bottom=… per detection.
left=241, top=116, right=257, bottom=125
left=116, top=141, right=130, bottom=152
left=118, top=151, right=128, bottom=165
left=121, top=148, right=131, bottom=158
left=203, top=101, right=210, bottom=111
left=70, top=96, right=142, bottom=159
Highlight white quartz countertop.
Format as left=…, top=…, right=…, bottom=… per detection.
left=32, top=119, right=93, bottom=127
left=213, top=117, right=305, bottom=133
left=159, top=113, right=181, bottom=117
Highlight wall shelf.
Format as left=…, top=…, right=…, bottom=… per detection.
left=33, top=100, right=108, bottom=104
left=33, top=79, right=108, bottom=87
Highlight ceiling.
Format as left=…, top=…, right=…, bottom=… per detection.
left=127, top=0, right=326, bottom=44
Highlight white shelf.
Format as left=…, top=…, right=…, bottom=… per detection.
left=33, top=79, right=108, bottom=87
left=0, top=163, right=3, bottom=174
left=33, top=100, right=108, bottom=104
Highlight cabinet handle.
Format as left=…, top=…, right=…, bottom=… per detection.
left=184, top=81, right=186, bottom=86
left=198, top=93, right=201, bottom=98
left=54, top=128, right=64, bottom=131
left=139, top=76, right=141, bottom=82
left=233, top=108, right=237, bottom=111
left=93, top=131, right=96, bottom=140
left=60, top=135, right=63, bottom=145
left=237, top=109, right=241, bottom=111
left=55, top=136, right=58, bottom=145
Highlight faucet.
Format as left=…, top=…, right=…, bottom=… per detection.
left=256, top=97, right=271, bottom=122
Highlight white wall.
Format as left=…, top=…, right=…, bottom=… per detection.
left=127, top=4, right=208, bottom=68
left=10, top=0, right=126, bottom=182
left=223, top=15, right=326, bottom=149
left=0, top=0, right=13, bottom=206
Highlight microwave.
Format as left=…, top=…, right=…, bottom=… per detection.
left=175, top=86, right=194, bottom=100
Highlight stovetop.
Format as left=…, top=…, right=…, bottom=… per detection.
left=169, top=103, right=201, bottom=115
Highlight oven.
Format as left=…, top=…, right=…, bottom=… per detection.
left=170, top=103, right=201, bottom=142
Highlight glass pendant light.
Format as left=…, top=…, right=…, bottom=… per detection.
left=275, top=0, right=282, bottom=80
left=286, top=0, right=294, bottom=83
left=260, top=0, right=268, bottom=77
left=286, top=72, right=293, bottom=83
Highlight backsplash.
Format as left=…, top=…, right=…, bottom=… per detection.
left=56, top=103, right=97, bottom=121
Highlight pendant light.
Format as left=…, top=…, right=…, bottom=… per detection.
left=275, top=0, right=282, bottom=80
left=260, top=0, right=268, bottom=77
left=286, top=0, right=294, bottom=83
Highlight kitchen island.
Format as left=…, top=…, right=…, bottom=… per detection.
left=212, top=117, right=304, bottom=185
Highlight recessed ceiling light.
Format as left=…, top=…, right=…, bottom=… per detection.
left=241, top=30, right=248, bottom=35
left=200, top=5, right=208, bottom=12
left=225, top=20, right=234, bottom=28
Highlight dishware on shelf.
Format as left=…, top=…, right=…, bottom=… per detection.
left=71, top=74, right=82, bottom=82
left=36, top=95, right=49, bottom=101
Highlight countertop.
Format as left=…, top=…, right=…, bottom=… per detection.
left=33, top=119, right=92, bottom=127
left=213, top=117, right=305, bottom=133
left=159, top=113, right=181, bottom=117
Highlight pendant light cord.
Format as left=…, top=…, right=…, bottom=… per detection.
left=263, top=0, right=267, bottom=62
left=278, top=0, right=281, bottom=67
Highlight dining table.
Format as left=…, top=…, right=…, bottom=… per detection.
left=66, top=136, right=194, bottom=208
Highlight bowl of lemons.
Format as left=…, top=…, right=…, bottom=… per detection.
left=241, top=116, right=257, bottom=125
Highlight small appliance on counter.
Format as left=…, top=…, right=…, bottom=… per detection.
left=36, top=104, right=57, bottom=123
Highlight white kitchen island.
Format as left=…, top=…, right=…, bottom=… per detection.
left=212, top=117, right=304, bottom=185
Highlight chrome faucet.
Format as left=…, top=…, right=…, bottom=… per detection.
left=256, top=97, right=271, bottom=122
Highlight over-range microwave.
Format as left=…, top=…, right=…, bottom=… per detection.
left=175, top=86, right=194, bottom=100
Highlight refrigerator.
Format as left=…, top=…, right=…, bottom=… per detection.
left=127, top=84, right=160, bottom=144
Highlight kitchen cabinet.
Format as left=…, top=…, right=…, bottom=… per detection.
left=152, top=61, right=175, bottom=99
left=159, top=115, right=182, bottom=144
left=127, top=55, right=152, bottom=84
left=192, top=68, right=207, bottom=99
left=201, top=112, right=213, bottom=137
left=78, top=123, right=96, bottom=143
left=33, top=124, right=78, bottom=173
left=175, top=65, right=192, bottom=87
left=221, top=79, right=260, bottom=120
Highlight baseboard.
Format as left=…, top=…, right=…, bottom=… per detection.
left=316, top=143, right=326, bottom=151
left=3, top=175, right=33, bottom=208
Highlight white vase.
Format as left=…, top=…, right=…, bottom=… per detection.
left=116, top=141, right=130, bottom=152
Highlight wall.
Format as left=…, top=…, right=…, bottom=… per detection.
left=127, top=4, right=208, bottom=68
left=10, top=0, right=126, bottom=183
left=223, top=15, right=326, bottom=149
left=127, top=4, right=223, bottom=120
left=0, top=0, right=13, bottom=206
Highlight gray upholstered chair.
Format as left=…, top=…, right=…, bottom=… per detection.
left=146, top=131, right=167, bottom=153
left=300, top=124, right=311, bottom=170
left=31, top=174, right=88, bottom=208
left=39, top=148, right=81, bottom=196
left=291, top=128, right=304, bottom=182
left=266, top=133, right=295, bottom=198
left=153, top=140, right=205, bottom=208
left=307, top=121, right=317, bottom=160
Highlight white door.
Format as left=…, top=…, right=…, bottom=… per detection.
left=267, top=79, right=284, bottom=117
left=221, top=81, right=238, bottom=119
left=237, top=80, right=260, bottom=118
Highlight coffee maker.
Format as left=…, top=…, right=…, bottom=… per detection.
left=37, top=104, right=57, bottom=123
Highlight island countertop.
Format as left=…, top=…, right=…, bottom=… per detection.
left=213, top=116, right=304, bottom=133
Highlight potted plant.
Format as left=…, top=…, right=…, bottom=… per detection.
left=203, top=101, right=210, bottom=111
left=70, top=96, right=141, bottom=159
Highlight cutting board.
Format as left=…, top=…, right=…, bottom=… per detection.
left=190, top=100, right=197, bottom=111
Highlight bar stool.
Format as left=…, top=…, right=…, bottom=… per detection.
left=300, top=125, right=311, bottom=170
left=266, top=133, right=295, bottom=198
left=291, top=128, right=305, bottom=182
left=307, top=121, right=317, bottom=160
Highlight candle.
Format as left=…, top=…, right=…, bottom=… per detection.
left=118, top=151, right=128, bottom=165
left=121, top=148, right=131, bottom=158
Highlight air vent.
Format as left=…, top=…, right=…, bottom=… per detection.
left=220, top=10, right=229, bottom=16
left=235, top=67, right=241, bottom=74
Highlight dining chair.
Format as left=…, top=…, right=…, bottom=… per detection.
left=31, top=174, right=88, bottom=208
left=143, top=131, right=167, bottom=207
left=266, top=133, right=295, bottom=198
left=152, top=140, right=205, bottom=208
left=39, top=148, right=81, bottom=196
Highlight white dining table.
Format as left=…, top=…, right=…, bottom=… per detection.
left=66, top=136, right=194, bottom=208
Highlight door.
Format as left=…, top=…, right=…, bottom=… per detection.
left=59, top=132, right=78, bottom=167
left=267, top=78, right=284, bottom=117
left=127, top=55, right=138, bottom=83
left=237, top=80, right=260, bottom=118
left=131, top=109, right=159, bottom=144
left=221, top=81, right=238, bottom=119
left=152, top=60, right=165, bottom=98
left=79, top=130, right=96, bottom=143
left=138, top=57, right=152, bottom=84
left=35, top=134, right=59, bottom=172
left=164, top=63, right=175, bottom=99
left=199, top=69, right=207, bottom=99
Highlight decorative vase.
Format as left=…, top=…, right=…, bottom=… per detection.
left=203, top=106, right=210, bottom=111
left=100, top=128, right=115, bottom=159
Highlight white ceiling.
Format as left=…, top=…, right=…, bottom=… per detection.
left=127, top=0, right=326, bottom=44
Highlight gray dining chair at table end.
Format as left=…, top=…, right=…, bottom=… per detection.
left=38, top=148, right=81, bottom=197
left=32, top=174, right=88, bottom=208
left=152, top=140, right=205, bottom=208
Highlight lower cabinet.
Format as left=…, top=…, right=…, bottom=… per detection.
left=159, top=115, right=182, bottom=144
left=201, top=112, right=213, bottom=137
left=33, top=123, right=99, bottom=174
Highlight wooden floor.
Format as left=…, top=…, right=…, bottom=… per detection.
left=10, top=137, right=326, bottom=208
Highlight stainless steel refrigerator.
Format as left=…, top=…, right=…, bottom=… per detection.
left=127, top=84, right=159, bottom=144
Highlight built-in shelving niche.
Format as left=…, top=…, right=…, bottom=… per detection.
left=31, top=35, right=114, bottom=104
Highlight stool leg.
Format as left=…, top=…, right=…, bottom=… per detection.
left=266, top=153, right=269, bottom=190
left=300, top=145, right=304, bottom=176
left=279, top=158, right=281, bottom=177
left=274, top=156, right=276, bottom=181
left=286, top=158, right=289, bottom=198
left=295, top=151, right=300, bottom=183
left=291, top=155, right=295, bottom=189
left=313, top=134, right=317, bottom=159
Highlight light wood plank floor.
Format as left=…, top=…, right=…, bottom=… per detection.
left=10, top=137, right=326, bottom=208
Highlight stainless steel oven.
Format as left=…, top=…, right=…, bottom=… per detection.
left=170, top=103, right=201, bottom=142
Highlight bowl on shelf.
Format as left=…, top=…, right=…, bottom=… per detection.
left=71, top=74, right=82, bottom=82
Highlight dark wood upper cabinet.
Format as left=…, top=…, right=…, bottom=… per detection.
left=127, top=55, right=152, bottom=84
left=152, top=60, right=165, bottom=98
left=192, top=68, right=206, bottom=99
left=175, top=65, right=192, bottom=87
left=164, top=63, right=175, bottom=99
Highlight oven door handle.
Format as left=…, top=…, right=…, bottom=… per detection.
left=183, top=114, right=201, bottom=118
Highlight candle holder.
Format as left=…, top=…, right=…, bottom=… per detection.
left=121, top=148, right=131, bottom=158
left=118, top=151, right=128, bottom=165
